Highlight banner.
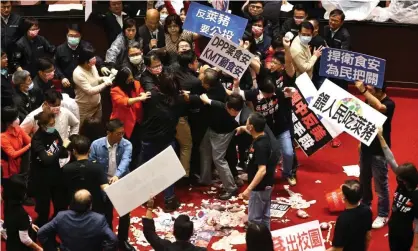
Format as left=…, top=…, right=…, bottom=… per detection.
left=295, top=73, right=343, bottom=139
left=200, top=34, right=254, bottom=80
left=291, top=77, right=333, bottom=156
left=183, top=2, right=247, bottom=43
left=319, top=48, right=386, bottom=88
left=104, top=146, right=185, bottom=216
left=271, top=221, right=326, bottom=251
left=308, top=79, right=387, bottom=146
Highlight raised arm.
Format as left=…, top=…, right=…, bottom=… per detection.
left=282, top=37, right=295, bottom=78
left=376, top=127, right=399, bottom=174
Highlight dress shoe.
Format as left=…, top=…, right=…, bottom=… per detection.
left=218, top=189, right=238, bottom=200
left=119, top=240, right=136, bottom=251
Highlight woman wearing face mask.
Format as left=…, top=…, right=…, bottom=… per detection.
left=250, top=15, right=271, bottom=61
left=31, top=110, right=69, bottom=227
left=102, top=18, right=143, bottom=76
left=376, top=127, right=418, bottom=251
left=124, top=41, right=145, bottom=80
left=140, top=51, right=165, bottom=91
left=12, top=17, right=55, bottom=78
left=73, top=44, right=113, bottom=125
left=1, top=106, right=32, bottom=218
left=158, top=5, right=169, bottom=25
left=111, top=67, right=150, bottom=170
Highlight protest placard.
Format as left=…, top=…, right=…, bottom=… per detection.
left=104, top=146, right=185, bottom=216
left=308, top=79, right=387, bottom=146
left=271, top=220, right=326, bottom=251
left=200, top=34, right=254, bottom=80
left=295, top=73, right=343, bottom=139
left=183, top=2, right=247, bottom=43
left=291, top=74, right=334, bottom=156
left=319, top=48, right=386, bottom=88
left=271, top=202, right=290, bottom=218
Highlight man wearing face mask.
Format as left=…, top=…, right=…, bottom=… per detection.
left=290, top=21, right=323, bottom=79
left=140, top=51, right=164, bottom=91
left=279, top=4, right=307, bottom=40
left=20, top=89, right=79, bottom=140
left=32, top=57, right=58, bottom=95
left=12, top=70, right=44, bottom=122
left=138, top=9, right=166, bottom=54
left=55, top=24, right=98, bottom=98
left=123, top=41, right=145, bottom=80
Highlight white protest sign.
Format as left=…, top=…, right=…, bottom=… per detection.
left=200, top=34, right=254, bottom=80
left=295, top=73, right=343, bottom=138
left=308, top=79, right=387, bottom=146
left=271, top=202, right=290, bottom=218
left=271, top=220, right=326, bottom=251
left=104, top=146, right=185, bottom=216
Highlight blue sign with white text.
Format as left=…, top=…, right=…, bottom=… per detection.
left=182, top=2, right=247, bottom=44
left=319, top=48, right=386, bottom=88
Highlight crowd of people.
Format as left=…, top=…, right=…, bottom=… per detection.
left=0, top=0, right=414, bottom=251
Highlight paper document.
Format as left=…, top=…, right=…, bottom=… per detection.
left=343, top=165, right=360, bottom=177
left=104, top=146, right=186, bottom=216
left=48, top=4, right=83, bottom=12
left=281, top=2, right=294, bottom=12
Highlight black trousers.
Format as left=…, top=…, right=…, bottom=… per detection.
left=34, top=183, right=67, bottom=227
left=388, top=225, right=413, bottom=251
left=226, top=134, right=252, bottom=177
left=127, top=123, right=142, bottom=171
left=188, top=113, right=208, bottom=177
left=104, top=197, right=130, bottom=243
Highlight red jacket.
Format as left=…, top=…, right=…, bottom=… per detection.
left=1, top=126, right=31, bottom=179
left=110, top=81, right=144, bottom=139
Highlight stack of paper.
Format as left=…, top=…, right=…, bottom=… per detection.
left=343, top=165, right=360, bottom=177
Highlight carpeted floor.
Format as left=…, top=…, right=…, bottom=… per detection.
left=2, top=89, right=418, bottom=251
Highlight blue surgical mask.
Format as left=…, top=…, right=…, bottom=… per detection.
left=299, top=35, right=312, bottom=45
left=1, top=69, right=7, bottom=76
left=67, top=36, right=80, bottom=47
left=46, top=127, right=55, bottom=134
left=28, top=82, right=34, bottom=91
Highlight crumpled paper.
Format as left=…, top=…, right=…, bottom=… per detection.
left=211, top=230, right=246, bottom=251
left=275, top=185, right=316, bottom=209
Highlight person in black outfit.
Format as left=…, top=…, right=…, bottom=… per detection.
left=139, top=69, right=183, bottom=212
left=12, top=69, right=43, bottom=121
left=1, top=1, right=23, bottom=65
left=137, top=9, right=166, bottom=54
left=30, top=111, right=69, bottom=228
left=122, top=41, right=145, bottom=80
left=80, top=117, right=106, bottom=144
left=308, top=18, right=327, bottom=89
left=329, top=179, right=372, bottom=251
left=143, top=198, right=206, bottom=251
left=1, top=50, right=14, bottom=108
left=140, top=51, right=165, bottom=91
left=251, top=15, right=272, bottom=61
left=279, top=4, right=307, bottom=39
left=32, top=57, right=58, bottom=96
left=54, top=24, right=91, bottom=98
left=94, top=0, right=129, bottom=46
left=240, top=1, right=264, bottom=34
left=246, top=222, right=274, bottom=251
left=62, top=135, right=108, bottom=213
left=12, top=17, right=55, bottom=77
left=4, top=175, right=43, bottom=251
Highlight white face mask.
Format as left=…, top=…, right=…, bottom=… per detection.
left=129, top=55, right=143, bottom=65
left=160, top=13, right=168, bottom=23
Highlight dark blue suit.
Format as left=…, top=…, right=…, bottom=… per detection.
left=37, top=210, right=118, bottom=251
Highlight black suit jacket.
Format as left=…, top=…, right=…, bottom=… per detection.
left=137, top=24, right=166, bottom=54
left=323, top=25, right=351, bottom=50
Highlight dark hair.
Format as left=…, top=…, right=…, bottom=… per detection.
left=248, top=112, right=266, bottom=132
left=22, top=17, right=39, bottom=33
left=248, top=1, right=264, bottom=7
left=1, top=1, right=12, bottom=5
left=294, top=4, right=307, bottom=13
left=397, top=163, right=418, bottom=189
left=259, top=77, right=276, bottom=94
left=72, top=135, right=91, bottom=155
left=299, top=21, right=314, bottom=32
left=251, top=15, right=264, bottom=26
left=1, top=106, right=18, bottom=132
left=34, top=111, right=55, bottom=128
left=37, top=57, right=54, bottom=72
left=8, top=174, right=27, bottom=202
left=70, top=190, right=92, bottom=213
left=106, top=119, right=124, bottom=133
left=128, top=41, right=142, bottom=51
left=157, top=4, right=166, bottom=12
left=67, top=23, right=82, bottom=34
left=144, top=50, right=161, bottom=67
left=113, top=67, right=134, bottom=97
left=272, top=51, right=285, bottom=65
left=203, top=68, right=219, bottom=88
left=123, top=18, right=137, bottom=33
left=1, top=49, right=6, bottom=57
left=80, top=117, right=106, bottom=142
left=164, top=14, right=183, bottom=34
left=176, top=39, right=192, bottom=52
left=78, top=44, right=96, bottom=65
left=242, top=31, right=257, bottom=54
left=44, top=89, right=63, bottom=104
left=226, top=94, right=244, bottom=112
left=246, top=222, right=274, bottom=251
left=156, top=69, right=179, bottom=104
left=308, top=18, right=319, bottom=28
left=271, top=38, right=284, bottom=50
left=178, top=50, right=196, bottom=68
left=330, top=9, right=345, bottom=21
left=180, top=8, right=185, bottom=13
left=341, top=179, right=362, bottom=205
left=173, top=215, right=194, bottom=241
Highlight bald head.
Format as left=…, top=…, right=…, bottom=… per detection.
left=71, top=189, right=92, bottom=213
left=145, top=9, right=160, bottom=32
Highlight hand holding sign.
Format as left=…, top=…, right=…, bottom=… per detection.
left=355, top=80, right=366, bottom=93
left=313, top=46, right=324, bottom=58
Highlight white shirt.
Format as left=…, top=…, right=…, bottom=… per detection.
left=113, top=12, right=127, bottom=28
left=330, top=27, right=340, bottom=38
left=255, top=34, right=264, bottom=44
left=107, top=139, right=118, bottom=178
left=62, top=93, right=80, bottom=120
left=20, top=106, right=80, bottom=140
left=235, top=110, right=242, bottom=123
